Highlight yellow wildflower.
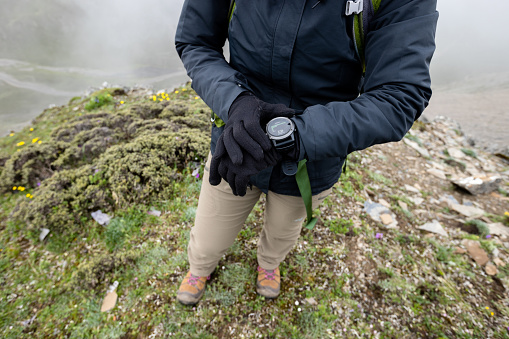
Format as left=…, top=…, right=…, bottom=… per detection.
left=175, top=90, right=179, bottom=94
left=120, top=101, right=125, bottom=104
left=30, top=128, right=34, bottom=131
left=18, top=187, right=25, bottom=191
left=30, top=195, right=34, bottom=199
left=17, top=141, right=25, bottom=146
left=166, top=98, right=170, bottom=101
left=153, top=96, right=157, bottom=101
left=182, top=88, right=187, bottom=91
left=485, top=307, right=489, bottom=310
left=505, top=211, right=509, bottom=217
left=9, top=133, right=14, bottom=137
left=195, top=96, right=199, bottom=100
left=38, top=140, right=42, bottom=144
left=491, top=312, right=494, bottom=316
left=13, top=187, right=17, bottom=190
left=26, top=193, right=30, bottom=198
left=32, top=138, right=39, bottom=143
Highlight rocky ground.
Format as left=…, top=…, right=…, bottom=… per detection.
left=0, top=84, right=508, bottom=338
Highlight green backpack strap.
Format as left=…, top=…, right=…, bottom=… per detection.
left=229, top=0, right=236, bottom=22
left=347, top=0, right=381, bottom=73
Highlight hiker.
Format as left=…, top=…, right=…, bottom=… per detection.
left=174, top=0, right=438, bottom=305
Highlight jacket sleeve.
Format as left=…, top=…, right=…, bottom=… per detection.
left=293, top=0, right=439, bottom=161
left=175, top=0, right=249, bottom=122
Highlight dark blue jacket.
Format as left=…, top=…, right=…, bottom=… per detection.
left=175, top=0, right=438, bottom=196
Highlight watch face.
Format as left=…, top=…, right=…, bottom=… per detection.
left=266, top=117, right=294, bottom=140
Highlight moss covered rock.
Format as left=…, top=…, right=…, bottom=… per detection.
left=4, top=84, right=211, bottom=239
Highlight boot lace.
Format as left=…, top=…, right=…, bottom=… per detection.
left=258, top=266, right=276, bottom=280
left=188, top=274, right=210, bottom=286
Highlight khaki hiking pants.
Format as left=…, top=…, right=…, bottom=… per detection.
left=188, top=153, right=332, bottom=277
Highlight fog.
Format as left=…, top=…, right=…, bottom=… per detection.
left=1, top=0, right=509, bottom=137
left=432, top=0, right=509, bottom=87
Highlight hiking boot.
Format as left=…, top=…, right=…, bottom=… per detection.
left=177, top=271, right=210, bottom=305
left=256, top=266, right=280, bottom=299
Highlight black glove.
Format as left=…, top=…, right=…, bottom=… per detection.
left=223, top=92, right=295, bottom=166
left=209, top=132, right=281, bottom=196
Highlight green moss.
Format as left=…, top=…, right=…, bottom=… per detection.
left=4, top=90, right=211, bottom=240
left=84, top=88, right=126, bottom=112
left=104, top=207, right=147, bottom=251
left=69, top=249, right=139, bottom=290
left=405, top=134, right=423, bottom=147
left=0, top=142, right=62, bottom=192
left=465, top=219, right=490, bottom=238
left=69, top=96, right=83, bottom=104
left=324, top=218, right=354, bottom=235
left=460, top=148, right=477, bottom=158
left=85, top=93, right=114, bottom=111
left=367, top=169, right=393, bottom=185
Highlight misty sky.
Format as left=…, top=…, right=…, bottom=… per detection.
left=2, top=0, right=509, bottom=87
left=433, top=0, right=509, bottom=86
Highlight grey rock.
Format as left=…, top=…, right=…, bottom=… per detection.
left=418, top=220, right=448, bottom=237
left=447, top=147, right=466, bottom=159
left=363, top=200, right=398, bottom=228
left=462, top=199, right=474, bottom=206
left=21, top=315, right=36, bottom=327
left=39, top=228, right=50, bottom=242
left=408, top=197, right=425, bottom=206
left=429, top=197, right=441, bottom=205
left=450, top=204, right=485, bottom=218
left=439, top=194, right=459, bottom=206
left=403, top=138, right=430, bottom=158
left=148, top=208, right=162, bottom=217
left=91, top=210, right=113, bottom=226
left=452, top=175, right=502, bottom=195
left=404, top=184, right=421, bottom=194
left=488, top=223, right=509, bottom=238
left=304, top=297, right=318, bottom=306
left=427, top=168, right=447, bottom=180
left=495, top=147, right=509, bottom=162
left=444, top=157, right=467, bottom=171
left=398, top=200, right=408, bottom=210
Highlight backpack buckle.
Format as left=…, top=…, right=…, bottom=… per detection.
left=345, top=0, right=363, bottom=15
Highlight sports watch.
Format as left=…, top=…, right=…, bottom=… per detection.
left=266, top=117, right=298, bottom=175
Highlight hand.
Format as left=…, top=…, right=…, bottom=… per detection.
left=209, top=132, right=281, bottom=196
left=223, top=92, right=295, bottom=166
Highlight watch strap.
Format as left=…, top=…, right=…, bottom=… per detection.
left=282, top=160, right=298, bottom=176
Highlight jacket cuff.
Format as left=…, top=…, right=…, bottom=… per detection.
left=211, top=75, right=250, bottom=123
